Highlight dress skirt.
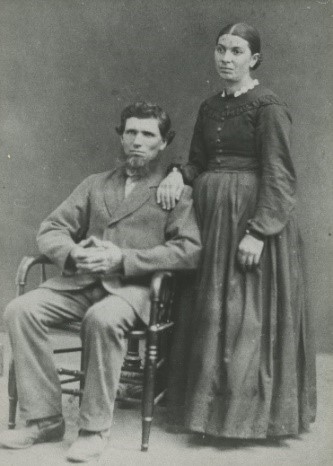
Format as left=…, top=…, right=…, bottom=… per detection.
left=168, top=167, right=316, bottom=439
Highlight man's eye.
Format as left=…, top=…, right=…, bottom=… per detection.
left=233, top=49, right=242, bottom=55
left=125, top=130, right=136, bottom=135
left=143, top=132, right=154, bottom=137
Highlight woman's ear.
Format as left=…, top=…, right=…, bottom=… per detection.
left=250, top=53, right=260, bottom=69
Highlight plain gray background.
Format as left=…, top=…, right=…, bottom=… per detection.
left=0, top=0, right=332, bottom=351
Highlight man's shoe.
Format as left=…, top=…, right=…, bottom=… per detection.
left=66, top=428, right=110, bottom=463
left=0, top=415, right=65, bottom=449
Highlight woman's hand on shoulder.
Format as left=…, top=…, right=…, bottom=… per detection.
left=157, top=172, right=185, bottom=210
left=237, top=233, right=264, bottom=270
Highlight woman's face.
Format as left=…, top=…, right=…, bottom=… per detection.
left=214, top=34, right=259, bottom=83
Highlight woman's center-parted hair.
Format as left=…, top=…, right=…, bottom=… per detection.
left=115, top=102, right=176, bottom=146
left=216, top=22, right=262, bottom=70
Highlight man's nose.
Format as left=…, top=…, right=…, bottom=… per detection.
left=133, top=133, right=143, bottom=146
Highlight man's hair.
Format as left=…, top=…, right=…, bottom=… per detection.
left=115, top=102, right=175, bottom=145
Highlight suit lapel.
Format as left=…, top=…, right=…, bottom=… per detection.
left=103, top=169, right=125, bottom=219
left=106, top=168, right=163, bottom=226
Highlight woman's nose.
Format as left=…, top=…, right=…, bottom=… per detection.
left=222, top=50, right=232, bottom=62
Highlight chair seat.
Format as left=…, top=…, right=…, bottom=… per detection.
left=51, top=322, right=81, bottom=333
left=50, top=322, right=148, bottom=339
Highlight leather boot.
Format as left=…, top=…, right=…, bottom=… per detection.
left=0, top=415, right=65, bottom=449
left=66, top=428, right=110, bottom=463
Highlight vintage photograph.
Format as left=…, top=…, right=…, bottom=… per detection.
left=0, top=1, right=332, bottom=465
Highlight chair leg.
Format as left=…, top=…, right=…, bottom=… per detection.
left=79, top=348, right=85, bottom=406
left=141, top=330, right=158, bottom=452
left=8, top=359, right=18, bottom=429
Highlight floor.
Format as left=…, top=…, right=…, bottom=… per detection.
left=0, top=332, right=332, bottom=466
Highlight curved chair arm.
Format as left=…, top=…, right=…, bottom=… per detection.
left=15, top=255, right=177, bottom=327
left=15, top=254, right=52, bottom=296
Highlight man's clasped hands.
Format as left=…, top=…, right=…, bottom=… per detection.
left=70, top=236, right=123, bottom=275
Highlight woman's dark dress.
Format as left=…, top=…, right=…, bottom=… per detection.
left=168, top=85, right=316, bottom=438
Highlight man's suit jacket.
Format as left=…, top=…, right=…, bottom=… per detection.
left=37, top=167, right=201, bottom=324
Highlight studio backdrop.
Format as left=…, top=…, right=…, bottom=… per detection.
left=0, top=0, right=332, bottom=350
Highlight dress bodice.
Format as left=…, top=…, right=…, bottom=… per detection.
left=199, top=92, right=284, bottom=160
left=182, top=85, right=296, bottom=237
left=183, top=85, right=292, bottom=178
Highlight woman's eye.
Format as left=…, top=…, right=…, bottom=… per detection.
left=233, top=49, right=242, bottom=55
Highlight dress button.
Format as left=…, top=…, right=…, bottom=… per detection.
left=217, top=127, right=222, bottom=131
left=216, top=139, right=221, bottom=143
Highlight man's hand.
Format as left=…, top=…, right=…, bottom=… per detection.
left=70, top=236, right=123, bottom=274
left=237, top=234, right=264, bottom=271
left=157, top=172, right=184, bottom=210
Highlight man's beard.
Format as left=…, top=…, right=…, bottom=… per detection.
left=119, top=153, right=159, bottom=179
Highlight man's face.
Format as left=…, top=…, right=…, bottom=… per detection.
left=121, top=117, right=167, bottom=171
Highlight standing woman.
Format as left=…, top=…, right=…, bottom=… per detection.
left=158, top=23, right=316, bottom=438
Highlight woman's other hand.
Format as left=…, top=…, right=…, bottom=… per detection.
left=237, top=233, right=264, bottom=270
left=157, top=172, right=184, bottom=210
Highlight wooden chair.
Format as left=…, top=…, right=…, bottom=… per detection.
left=8, top=254, right=176, bottom=452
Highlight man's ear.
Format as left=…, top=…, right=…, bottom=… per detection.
left=160, top=140, right=167, bottom=151
left=166, top=130, right=176, bottom=146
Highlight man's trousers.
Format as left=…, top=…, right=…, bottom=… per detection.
left=4, top=283, right=138, bottom=431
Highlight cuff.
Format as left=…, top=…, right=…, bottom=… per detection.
left=245, top=228, right=266, bottom=241
left=166, top=163, right=185, bottom=180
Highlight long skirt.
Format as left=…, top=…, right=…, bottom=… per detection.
left=167, top=169, right=316, bottom=438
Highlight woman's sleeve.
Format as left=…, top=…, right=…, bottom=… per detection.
left=247, top=103, right=297, bottom=236
left=181, top=105, right=208, bottom=185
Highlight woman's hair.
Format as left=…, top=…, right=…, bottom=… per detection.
left=216, top=22, right=262, bottom=70
left=115, top=101, right=175, bottom=145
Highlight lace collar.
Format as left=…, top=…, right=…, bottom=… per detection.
left=221, top=79, right=259, bottom=98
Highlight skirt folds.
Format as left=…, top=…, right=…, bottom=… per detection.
left=168, top=170, right=316, bottom=439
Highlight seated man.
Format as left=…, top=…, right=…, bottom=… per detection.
left=0, top=102, right=201, bottom=462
